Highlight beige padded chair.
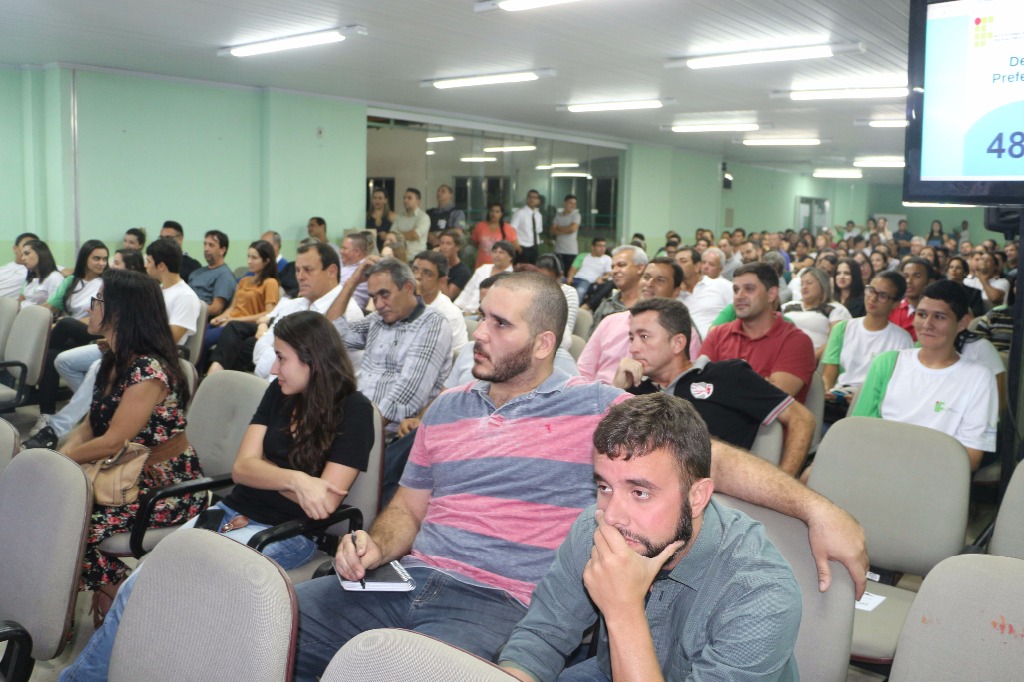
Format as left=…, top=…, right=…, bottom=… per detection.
left=181, top=300, right=208, bottom=363
left=807, top=417, right=971, bottom=666
left=715, top=493, right=855, bottom=682
left=0, top=305, right=52, bottom=411
left=324, top=629, right=514, bottom=682
left=749, top=420, right=783, bottom=466
left=0, top=297, right=19, bottom=359
left=805, top=369, right=825, bottom=453
left=990, top=462, right=1024, bottom=559
left=109, top=529, right=298, bottom=682
left=0, top=417, right=18, bottom=474
left=97, top=370, right=269, bottom=558
left=0, top=449, right=92, bottom=682
left=568, top=334, right=586, bottom=362
left=178, top=358, right=199, bottom=406
left=573, top=307, right=593, bottom=339
left=888, top=554, right=1024, bottom=682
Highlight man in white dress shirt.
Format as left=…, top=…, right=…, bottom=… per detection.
left=510, top=189, right=543, bottom=265
left=675, top=247, right=732, bottom=339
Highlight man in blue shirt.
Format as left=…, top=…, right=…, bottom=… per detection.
left=500, top=393, right=801, bottom=681
left=187, top=229, right=236, bottom=317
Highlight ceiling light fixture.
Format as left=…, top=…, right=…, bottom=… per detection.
left=460, top=156, right=498, bottom=162
left=425, top=136, right=455, bottom=143
left=550, top=162, right=580, bottom=168
left=425, top=150, right=436, bottom=156
left=552, top=172, right=593, bottom=178
left=903, top=202, right=979, bottom=208
left=535, top=164, right=553, bottom=170
left=779, top=87, right=909, bottom=101
left=669, top=42, right=864, bottom=70
left=482, top=145, right=537, bottom=152
left=219, top=26, right=366, bottom=57
left=813, top=168, right=863, bottom=179
left=868, top=119, right=909, bottom=128
left=671, top=123, right=760, bottom=133
left=853, top=156, right=906, bottom=168
left=475, top=0, right=584, bottom=12
left=562, top=99, right=669, bottom=113
left=423, top=69, right=556, bottom=90
left=741, top=138, right=821, bottom=146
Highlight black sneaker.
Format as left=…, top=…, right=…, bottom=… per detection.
left=22, top=425, right=59, bottom=450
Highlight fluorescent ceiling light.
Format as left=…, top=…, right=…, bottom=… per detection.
left=853, top=156, right=905, bottom=168
left=785, top=87, right=909, bottom=101
left=565, top=99, right=665, bottom=113
left=425, top=150, right=436, bottom=156
left=813, top=168, right=862, bottom=179
left=868, top=119, right=909, bottom=128
left=742, top=138, right=821, bottom=146
left=903, top=202, right=979, bottom=208
left=425, top=136, right=455, bottom=143
left=535, top=164, right=553, bottom=170
left=424, top=69, right=555, bottom=89
left=550, top=162, right=580, bottom=168
left=220, top=26, right=366, bottom=57
left=552, top=172, right=592, bottom=178
left=475, top=0, right=584, bottom=11
left=482, top=145, right=537, bottom=152
left=460, top=156, right=498, bottom=162
left=672, top=123, right=760, bottom=133
left=672, top=43, right=863, bottom=70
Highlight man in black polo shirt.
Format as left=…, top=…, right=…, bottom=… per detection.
left=613, top=297, right=814, bottom=477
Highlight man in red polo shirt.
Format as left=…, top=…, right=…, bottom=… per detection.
left=889, top=258, right=935, bottom=341
left=701, top=262, right=816, bottom=403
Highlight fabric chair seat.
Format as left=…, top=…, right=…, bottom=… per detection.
left=0, top=385, right=16, bottom=403
left=850, top=581, right=916, bottom=663
left=97, top=525, right=178, bottom=556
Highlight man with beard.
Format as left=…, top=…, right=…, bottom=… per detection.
left=500, top=394, right=801, bottom=681
left=292, top=272, right=867, bottom=681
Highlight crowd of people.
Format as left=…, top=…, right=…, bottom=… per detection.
left=1, top=197, right=1017, bottom=680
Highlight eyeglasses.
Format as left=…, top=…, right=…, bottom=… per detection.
left=90, top=296, right=104, bottom=308
left=864, top=286, right=893, bottom=303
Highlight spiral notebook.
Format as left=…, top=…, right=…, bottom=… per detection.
left=339, top=560, right=416, bottom=592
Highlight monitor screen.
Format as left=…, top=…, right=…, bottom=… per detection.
left=904, top=0, right=1024, bottom=205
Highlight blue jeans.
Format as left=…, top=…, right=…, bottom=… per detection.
left=558, top=657, right=610, bottom=681
left=572, top=279, right=592, bottom=305
left=59, top=503, right=317, bottom=682
left=293, top=567, right=528, bottom=681
left=48, top=359, right=100, bottom=438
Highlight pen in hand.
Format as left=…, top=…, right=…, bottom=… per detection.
left=351, top=530, right=366, bottom=589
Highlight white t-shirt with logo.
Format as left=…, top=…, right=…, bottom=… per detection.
left=830, top=318, right=914, bottom=387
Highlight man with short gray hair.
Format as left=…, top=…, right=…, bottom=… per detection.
left=340, top=232, right=371, bottom=309
left=326, top=256, right=452, bottom=434
left=590, top=245, right=648, bottom=333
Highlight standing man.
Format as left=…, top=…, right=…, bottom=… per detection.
left=499, top=395, right=801, bottom=681
left=307, top=216, right=342, bottom=260
left=550, top=194, right=581, bottom=277
left=187, top=230, right=236, bottom=318
left=160, top=221, right=202, bottom=282
left=426, top=184, right=466, bottom=248
left=438, top=229, right=471, bottom=299
left=892, top=219, right=913, bottom=257
left=510, top=189, right=543, bottom=265
left=394, top=188, right=431, bottom=253
left=411, top=250, right=468, bottom=353
left=0, top=233, right=38, bottom=299
left=339, top=233, right=371, bottom=310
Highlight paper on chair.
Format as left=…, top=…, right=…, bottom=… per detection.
left=855, top=591, right=886, bottom=611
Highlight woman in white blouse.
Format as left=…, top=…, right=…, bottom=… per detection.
left=18, top=239, right=63, bottom=309
left=781, top=267, right=851, bottom=360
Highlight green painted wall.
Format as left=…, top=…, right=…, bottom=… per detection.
left=867, top=184, right=987, bottom=238
left=0, top=69, right=27, bottom=237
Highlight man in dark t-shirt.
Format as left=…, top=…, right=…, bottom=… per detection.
left=439, top=229, right=470, bottom=299
left=613, top=297, right=814, bottom=476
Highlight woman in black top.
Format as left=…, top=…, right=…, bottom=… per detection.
left=833, top=258, right=866, bottom=318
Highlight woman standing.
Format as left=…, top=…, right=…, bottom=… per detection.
left=926, top=220, right=945, bottom=247
left=833, top=258, right=866, bottom=318
left=471, top=202, right=518, bottom=269
left=366, top=188, right=396, bottom=252
left=18, top=239, right=63, bottom=308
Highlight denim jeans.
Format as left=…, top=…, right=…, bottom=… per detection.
left=59, top=503, right=317, bottom=682
left=48, top=359, right=100, bottom=438
left=54, top=345, right=103, bottom=392
left=293, top=567, right=528, bottom=681
left=572, top=279, right=592, bottom=306
left=557, top=657, right=610, bottom=681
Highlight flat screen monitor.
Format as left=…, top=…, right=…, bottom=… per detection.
left=904, top=0, right=1024, bottom=205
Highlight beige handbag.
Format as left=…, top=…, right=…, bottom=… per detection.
left=81, top=432, right=189, bottom=507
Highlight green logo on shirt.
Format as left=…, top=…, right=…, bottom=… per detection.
left=934, top=401, right=945, bottom=413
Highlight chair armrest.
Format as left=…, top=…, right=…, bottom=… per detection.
left=248, top=505, right=364, bottom=553
left=312, top=559, right=336, bottom=580
left=0, top=619, right=35, bottom=682
left=960, top=518, right=997, bottom=555
left=129, top=473, right=234, bottom=558
left=0, top=360, right=30, bottom=408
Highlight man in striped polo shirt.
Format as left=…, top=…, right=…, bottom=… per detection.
left=293, top=272, right=869, bottom=681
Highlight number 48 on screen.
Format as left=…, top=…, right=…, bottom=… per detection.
left=987, top=132, right=1024, bottom=159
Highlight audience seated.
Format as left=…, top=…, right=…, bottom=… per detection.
left=500, top=394, right=801, bottom=681
left=204, top=239, right=280, bottom=361
left=964, top=247, right=1009, bottom=307
left=438, top=229, right=471, bottom=300
left=534, top=254, right=578, bottom=351
left=589, top=245, right=648, bottom=333
left=410, top=250, right=468, bottom=353
left=59, top=311, right=374, bottom=681
left=853, top=280, right=998, bottom=470
left=974, top=306, right=1013, bottom=352
left=187, top=229, right=236, bottom=318
left=614, top=298, right=814, bottom=476
left=0, top=232, right=38, bottom=299
left=833, top=258, right=866, bottom=317
left=780, top=268, right=852, bottom=361
left=674, top=246, right=732, bottom=338
left=306, top=216, right=341, bottom=260
left=121, top=227, right=146, bottom=251
left=566, top=237, right=611, bottom=304
left=453, top=240, right=515, bottom=314
left=18, top=238, right=63, bottom=308
left=889, top=257, right=936, bottom=340
left=324, top=256, right=452, bottom=437
left=159, top=220, right=202, bottom=283
left=292, top=272, right=866, bottom=680
left=339, top=233, right=371, bottom=310
left=701, top=262, right=816, bottom=403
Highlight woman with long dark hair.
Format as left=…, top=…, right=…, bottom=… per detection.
left=205, top=239, right=280, bottom=357
left=367, top=188, right=397, bottom=252
left=926, top=220, right=945, bottom=247
left=471, top=202, right=518, bottom=268
left=18, top=238, right=62, bottom=308
left=833, top=258, right=866, bottom=317
left=111, top=247, right=145, bottom=273
left=59, top=311, right=373, bottom=680
left=61, top=269, right=206, bottom=617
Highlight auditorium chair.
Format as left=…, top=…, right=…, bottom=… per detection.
left=749, top=420, right=783, bottom=466
left=0, top=417, right=18, bottom=474
left=0, top=298, right=19, bottom=360
left=0, top=305, right=52, bottom=413
left=180, top=300, right=208, bottom=363
left=573, top=307, right=593, bottom=340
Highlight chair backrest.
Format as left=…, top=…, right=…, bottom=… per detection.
left=0, top=417, right=18, bottom=474
left=0, top=297, right=19, bottom=360
left=340, top=404, right=384, bottom=530
left=749, top=420, right=783, bottom=465
left=178, top=358, right=199, bottom=407
left=568, top=334, right=586, bottom=361
left=4, top=304, right=52, bottom=386
left=186, top=370, right=268, bottom=477
left=888, top=554, right=1024, bottom=682
left=182, top=300, right=208, bottom=363
left=806, top=369, right=825, bottom=452
left=808, top=417, right=971, bottom=576
left=0, top=449, right=92, bottom=661
left=990, top=461, right=1024, bottom=559
left=110, top=529, right=297, bottom=681
left=324, top=629, right=514, bottom=682
left=714, top=493, right=854, bottom=682
left=574, top=307, right=593, bottom=339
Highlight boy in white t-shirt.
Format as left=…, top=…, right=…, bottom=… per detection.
left=566, top=237, right=612, bottom=304
left=852, top=280, right=998, bottom=470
